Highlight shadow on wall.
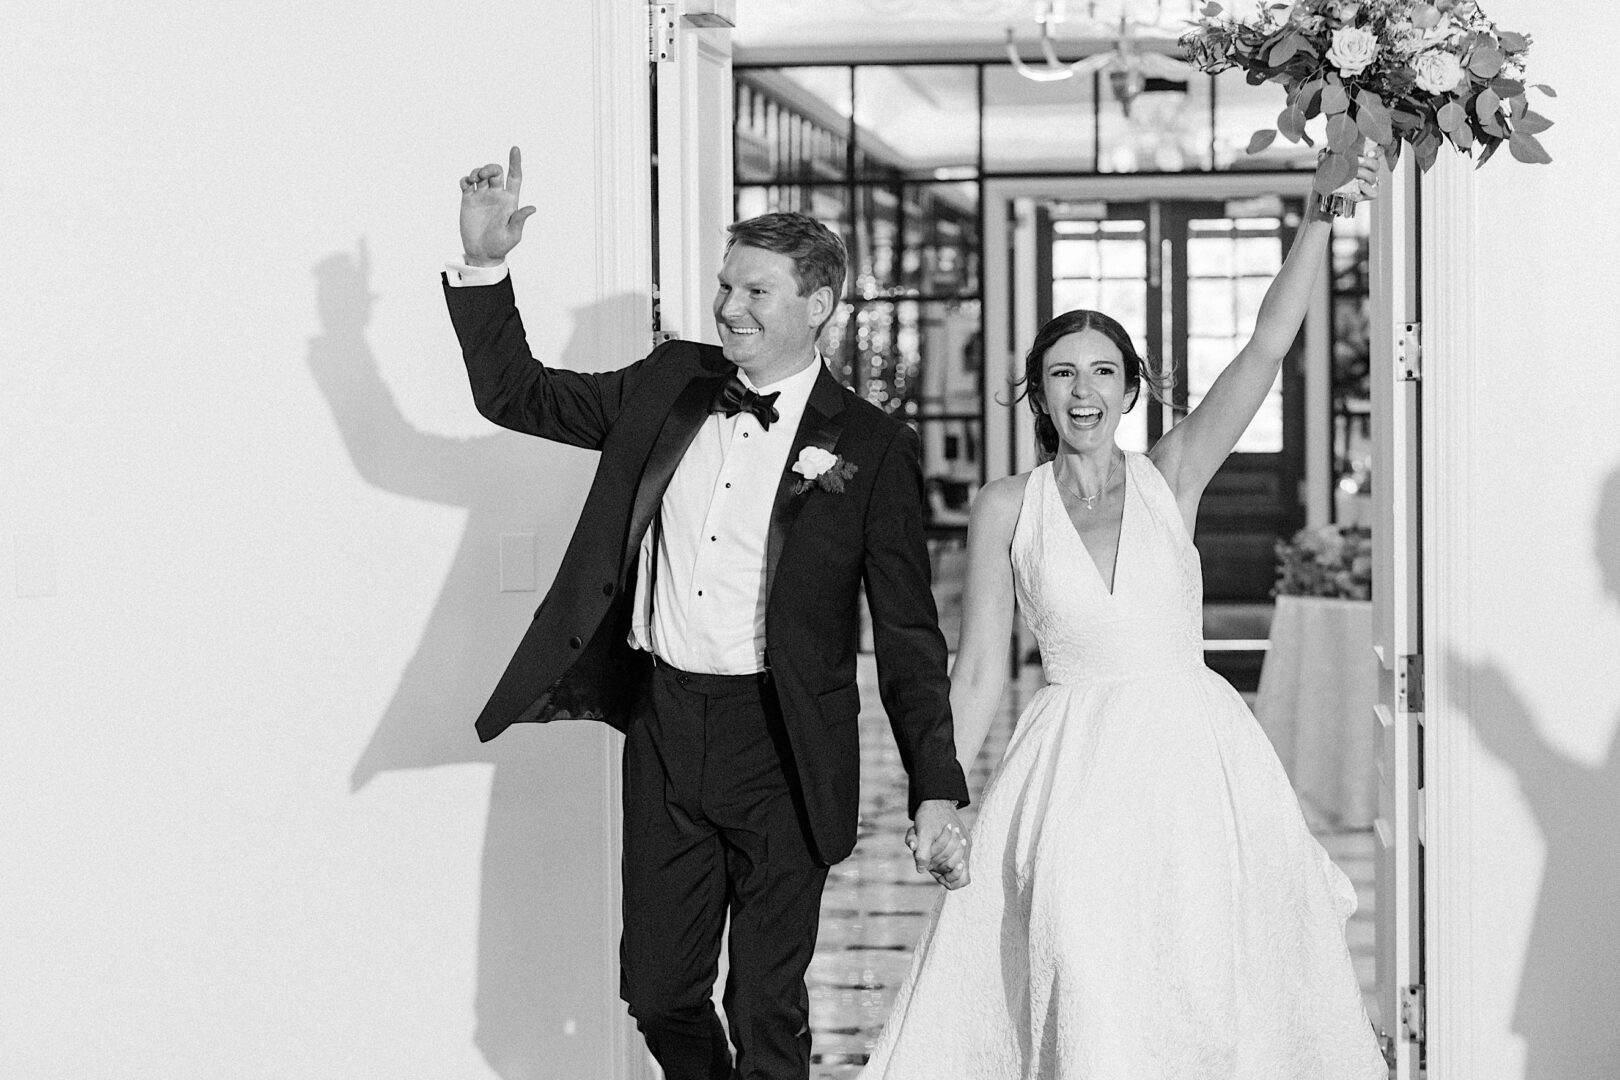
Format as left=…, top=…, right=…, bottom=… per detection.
left=308, top=241, right=644, bottom=1080
left=1448, top=464, right=1620, bottom=1080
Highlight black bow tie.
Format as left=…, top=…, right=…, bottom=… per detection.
left=711, top=373, right=781, bottom=430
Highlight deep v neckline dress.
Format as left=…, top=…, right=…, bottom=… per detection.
left=859, top=454, right=1386, bottom=1080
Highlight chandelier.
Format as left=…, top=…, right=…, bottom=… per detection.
left=1005, top=0, right=1199, bottom=114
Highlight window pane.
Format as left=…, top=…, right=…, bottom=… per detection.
left=853, top=66, right=979, bottom=180
left=1098, top=279, right=1147, bottom=342
left=735, top=68, right=851, bottom=183
left=833, top=299, right=981, bottom=418
left=1189, top=278, right=1236, bottom=338
left=983, top=65, right=1095, bottom=173
left=1097, top=237, right=1146, bottom=278
left=1187, top=335, right=1236, bottom=400
left=1051, top=278, right=1097, bottom=316
left=1187, top=236, right=1234, bottom=278
left=1235, top=235, right=1282, bottom=275
left=1052, top=239, right=1099, bottom=280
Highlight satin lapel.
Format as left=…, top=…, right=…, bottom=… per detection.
left=764, top=366, right=848, bottom=602
left=624, top=370, right=729, bottom=566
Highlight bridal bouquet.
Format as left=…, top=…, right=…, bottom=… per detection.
left=1183, top=0, right=1555, bottom=198
left=1274, top=524, right=1373, bottom=600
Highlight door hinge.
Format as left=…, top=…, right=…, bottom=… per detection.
left=649, top=4, right=677, bottom=63
left=1398, top=321, right=1422, bottom=382
left=653, top=330, right=680, bottom=347
left=1401, top=983, right=1427, bottom=1046
left=1399, top=652, right=1425, bottom=712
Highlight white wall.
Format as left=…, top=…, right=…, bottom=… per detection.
left=1, top=4, right=647, bottom=1078
left=1431, top=2, right=1620, bottom=1076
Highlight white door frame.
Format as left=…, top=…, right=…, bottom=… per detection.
left=1415, top=148, right=1480, bottom=1080
left=587, top=1, right=657, bottom=1075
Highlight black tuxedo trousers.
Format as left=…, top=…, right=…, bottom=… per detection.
left=621, top=662, right=827, bottom=1080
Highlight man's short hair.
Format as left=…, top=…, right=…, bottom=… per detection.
left=725, top=212, right=847, bottom=303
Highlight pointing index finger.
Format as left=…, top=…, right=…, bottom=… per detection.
left=507, top=146, right=523, bottom=198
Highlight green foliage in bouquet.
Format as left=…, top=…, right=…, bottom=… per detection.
left=1275, top=524, right=1373, bottom=600
left=1183, top=0, right=1555, bottom=194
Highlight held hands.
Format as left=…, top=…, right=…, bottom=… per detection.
left=459, top=146, right=537, bottom=267
left=907, top=800, right=971, bottom=890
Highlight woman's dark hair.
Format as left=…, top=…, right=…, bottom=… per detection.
left=1014, top=309, right=1174, bottom=457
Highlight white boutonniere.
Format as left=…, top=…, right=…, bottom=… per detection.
left=791, top=446, right=857, bottom=495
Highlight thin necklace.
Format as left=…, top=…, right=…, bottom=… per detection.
left=1056, top=450, right=1120, bottom=511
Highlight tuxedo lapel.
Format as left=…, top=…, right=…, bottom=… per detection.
left=764, top=366, right=847, bottom=602
left=624, top=367, right=730, bottom=567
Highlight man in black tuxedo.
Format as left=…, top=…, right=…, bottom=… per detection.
left=444, top=147, right=971, bottom=1080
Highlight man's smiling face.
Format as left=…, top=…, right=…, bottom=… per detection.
left=712, top=244, right=829, bottom=384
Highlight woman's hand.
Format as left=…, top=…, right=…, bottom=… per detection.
left=1324, top=145, right=1384, bottom=212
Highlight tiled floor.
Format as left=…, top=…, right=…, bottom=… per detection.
left=806, top=656, right=1380, bottom=1078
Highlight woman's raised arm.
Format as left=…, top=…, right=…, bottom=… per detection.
left=1152, top=152, right=1379, bottom=514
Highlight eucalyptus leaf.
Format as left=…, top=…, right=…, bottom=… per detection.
left=1491, top=78, right=1525, bottom=99
left=1449, top=123, right=1474, bottom=151
left=1437, top=101, right=1468, bottom=133
left=1468, top=46, right=1505, bottom=79
left=1355, top=96, right=1393, bottom=144
left=1498, top=30, right=1528, bottom=51
left=1510, top=94, right=1528, bottom=121
left=1476, top=137, right=1502, bottom=168
left=1473, top=87, right=1502, bottom=123
left=1268, top=33, right=1304, bottom=67
left=1313, top=150, right=1357, bottom=194
left=1323, top=83, right=1350, bottom=115
left=1278, top=104, right=1307, bottom=143
left=1532, top=84, right=1557, bottom=97
left=1515, top=110, right=1554, bottom=135
left=1327, top=114, right=1362, bottom=153
left=1509, top=131, right=1553, bottom=164
left=1415, top=132, right=1442, bottom=172
left=1248, top=128, right=1279, bottom=154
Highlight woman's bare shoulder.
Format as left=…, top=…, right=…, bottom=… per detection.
left=969, top=470, right=1036, bottom=535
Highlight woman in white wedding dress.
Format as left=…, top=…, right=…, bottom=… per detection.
left=862, top=154, right=1389, bottom=1080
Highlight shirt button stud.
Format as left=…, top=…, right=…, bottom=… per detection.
left=568, top=635, right=583, bottom=649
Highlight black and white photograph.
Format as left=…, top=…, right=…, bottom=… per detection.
left=3, top=2, right=1616, bottom=1078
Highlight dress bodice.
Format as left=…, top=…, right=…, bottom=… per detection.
left=1012, top=453, right=1205, bottom=684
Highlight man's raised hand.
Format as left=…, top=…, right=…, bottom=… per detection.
left=459, top=146, right=537, bottom=268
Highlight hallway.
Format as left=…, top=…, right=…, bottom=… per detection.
left=805, top=655, right=1379, bottom=1076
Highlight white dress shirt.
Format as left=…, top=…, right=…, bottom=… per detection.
left=447, top=257, right=820, bottom=675
left=632, top=358, right=819, bottom=674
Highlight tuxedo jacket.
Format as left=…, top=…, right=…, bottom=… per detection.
left=443, top=276, right=968, bottom=864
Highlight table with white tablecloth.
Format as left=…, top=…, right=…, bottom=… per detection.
left=1252, top=595, right=1379, bottom=828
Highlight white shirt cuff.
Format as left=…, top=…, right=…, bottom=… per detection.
left=444, top=260, right=509, bottom=287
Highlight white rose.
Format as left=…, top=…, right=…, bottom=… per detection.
left=1327, top=26, right=1380, bottom=77
left=1412, top=48, right=1465, bottom=93
left=793, top=446, right=839, bottom=480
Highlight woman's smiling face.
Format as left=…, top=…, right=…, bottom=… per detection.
left=1039, top=329, right=1133, bottom=453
